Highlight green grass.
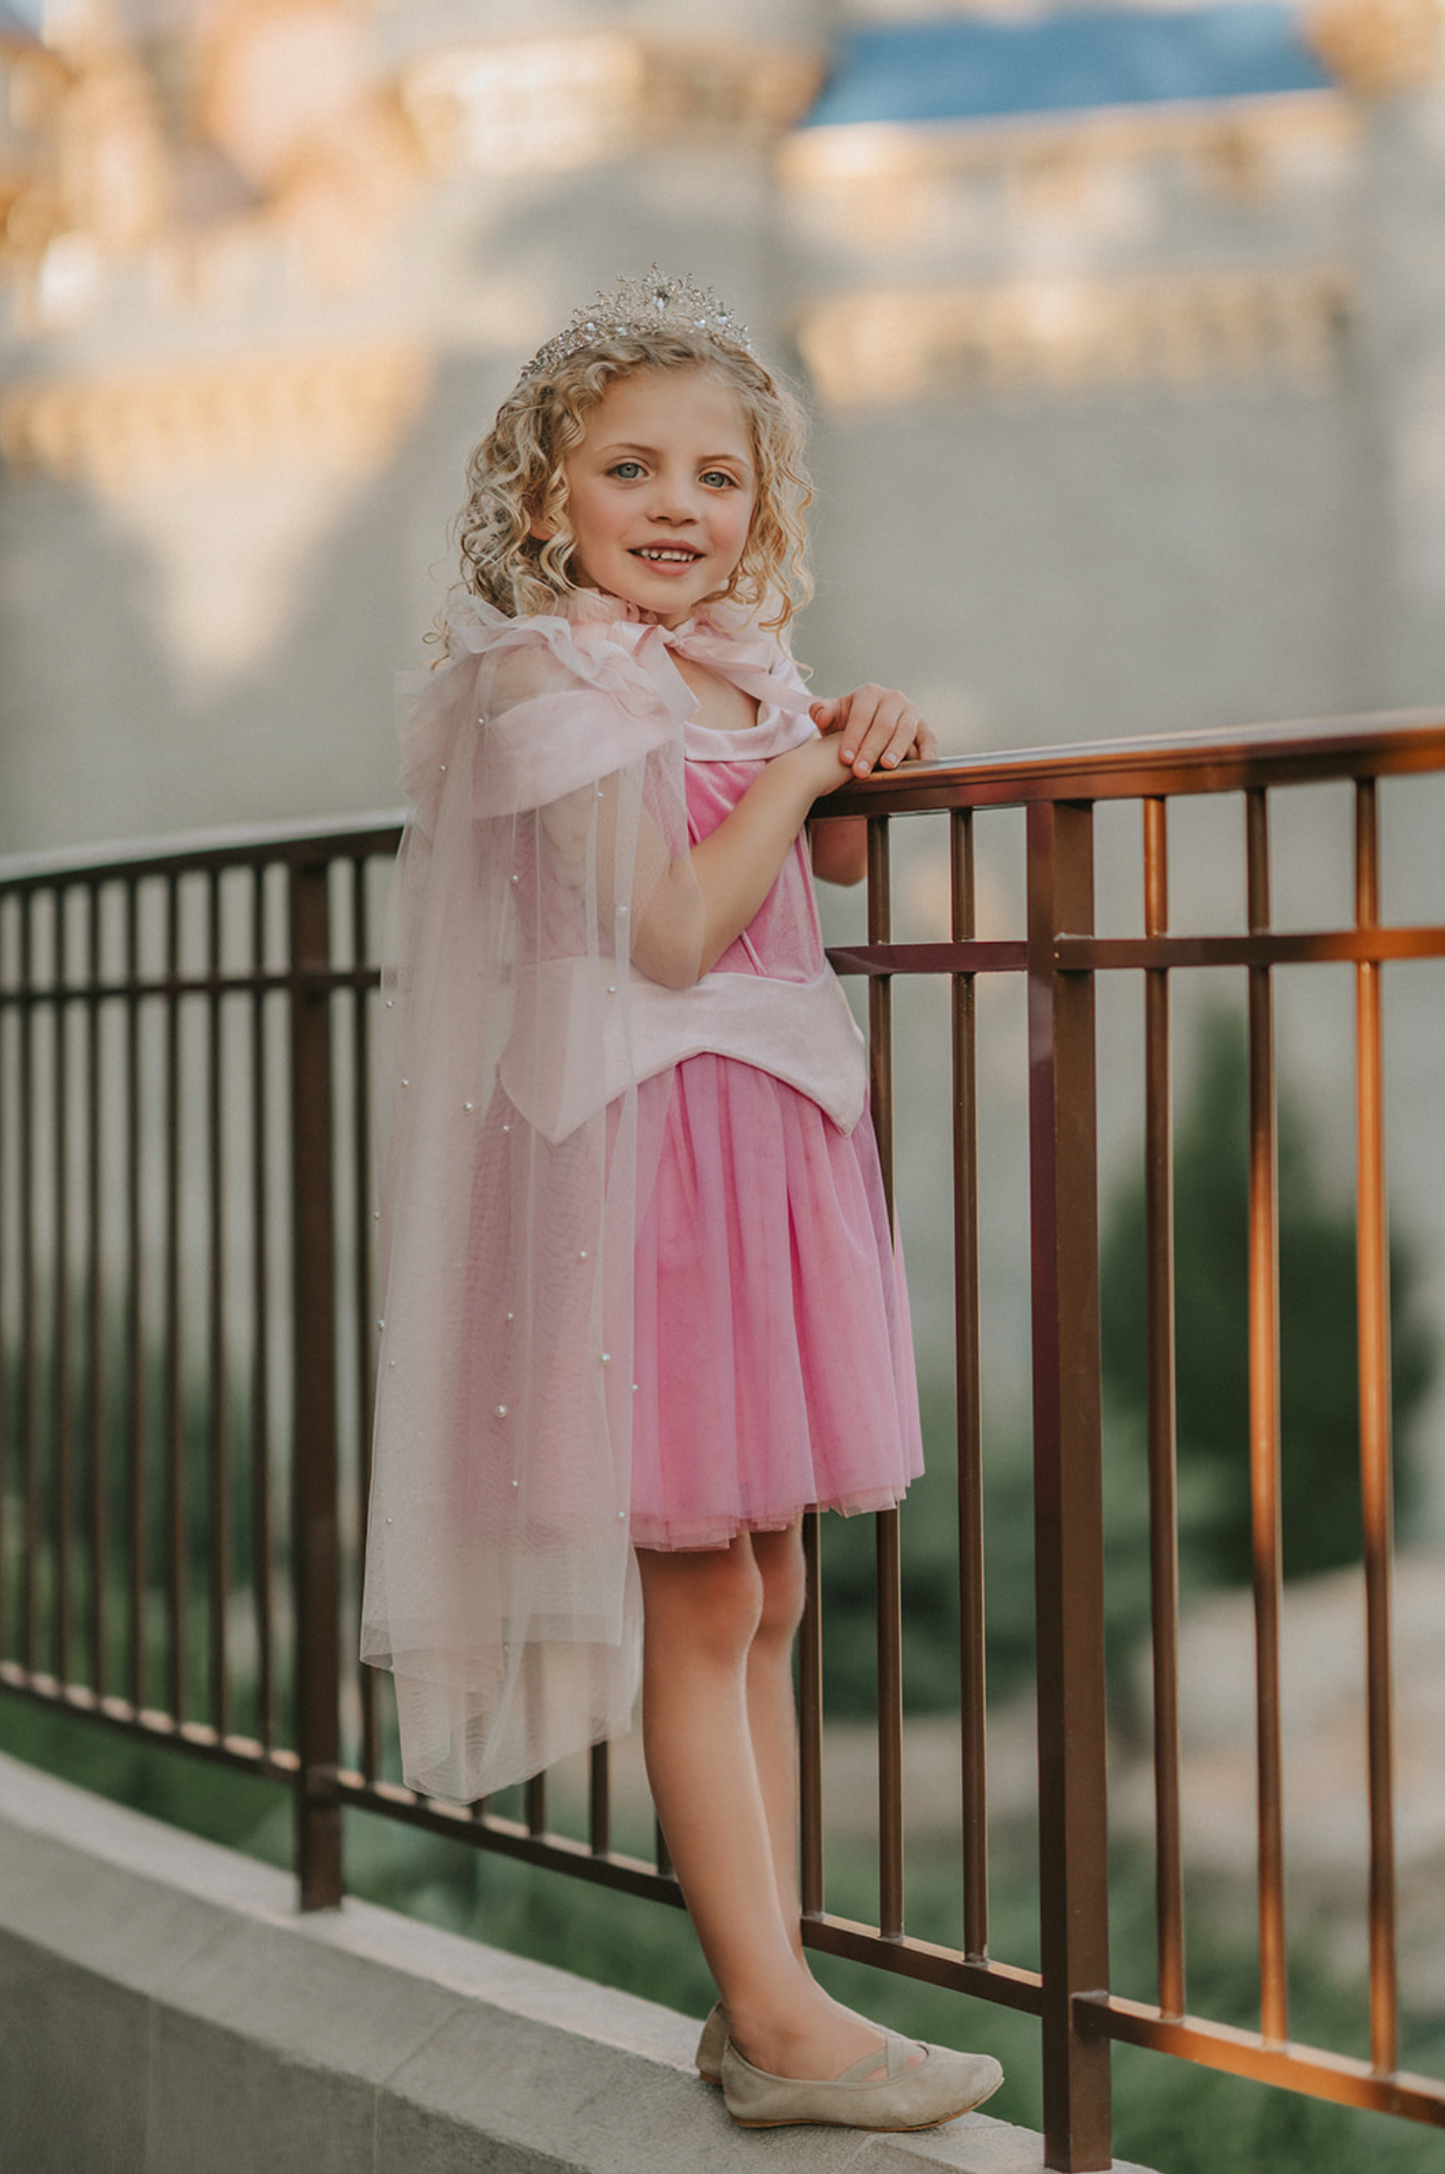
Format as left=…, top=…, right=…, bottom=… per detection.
left=0, top=1691, right=288, bottom=1854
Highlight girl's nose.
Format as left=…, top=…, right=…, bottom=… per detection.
left=648, top=472, right=699, bottom=523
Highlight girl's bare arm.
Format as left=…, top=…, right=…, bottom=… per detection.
left=634, top=686, right=937, bottom=980
left=634, top=733, right=851, bottom=985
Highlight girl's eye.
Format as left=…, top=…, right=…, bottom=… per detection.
left=609, top=461, right=645, bottom=480
left=701, top=470, right=737, bottom=490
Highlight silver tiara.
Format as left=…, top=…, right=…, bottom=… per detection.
left=519, top=267, right=754, bottom=382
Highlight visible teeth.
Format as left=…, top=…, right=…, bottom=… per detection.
left=637, top=549, right=697, bottom=562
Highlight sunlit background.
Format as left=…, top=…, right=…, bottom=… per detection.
left=2, top=6, right=1444, bottom=2160
left=5, top=0, right=1444, bottom=852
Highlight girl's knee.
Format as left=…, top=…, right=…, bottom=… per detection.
left=639, top=1537, right=765, bottom=1664
left=753, top=1526, right=807, bottom=1647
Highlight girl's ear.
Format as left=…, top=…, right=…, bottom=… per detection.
left=527, top=510, right=554, bottom=541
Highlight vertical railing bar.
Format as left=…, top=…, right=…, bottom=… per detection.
left=587, top=1741, right=612, bottom=1858
left=1142, top=798, right=1185, bottom=2019
left=54, top=887, right=74, bottom=1685
left=1245, top=787, right=1288, bottom=2045
left=1354, top=777, right=1399, bottom=2076
left=0, top=895, right=10, bottom=1660
left=289, top=854, right=343, bottom=1909
left=798, top=1506, right=824, bottom=1917
left=251, top=867, right=275, bottom=1750
left=352, top=855, right=380, bottom=1782
left=866, top=818, right=895, bottom=1209
left=867, top=816, right=905, bottom=1941
left=1027, top=798, right=1112, bottom=2173
left=19, top=890, right=38, bottom=1673
left=876, top=1507, right=905, bottom=1938
left=86, top=883, right=107, bottom=1698
left=124, top=880, right=145, bottom=1710
left=164, top=873, right=185, bottom=1722
left=526, top=1772, right=547, bottom=1838
left=207, top=869, right=229, bottom=1736
left=950, top=807, right=989, bottom=1961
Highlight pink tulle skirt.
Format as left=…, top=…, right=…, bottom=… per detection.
left=628, top=1054, right=923, bottom=1550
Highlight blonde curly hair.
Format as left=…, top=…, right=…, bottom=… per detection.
left=448, top=327, right=812, bottom=647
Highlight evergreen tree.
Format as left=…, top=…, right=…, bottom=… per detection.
left=1099, top=1008, right=1435, bottom=1589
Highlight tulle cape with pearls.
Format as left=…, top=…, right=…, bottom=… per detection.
left=360, top=587, right=819, bottom=1803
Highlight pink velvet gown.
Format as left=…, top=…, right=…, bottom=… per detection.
left=626, top=713, right=923, bottom=1549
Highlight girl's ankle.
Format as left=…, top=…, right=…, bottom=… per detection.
left=727, top=1997, right=892, bottom=2083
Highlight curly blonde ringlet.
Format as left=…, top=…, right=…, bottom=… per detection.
left=448, top=327, right=813, bottom=649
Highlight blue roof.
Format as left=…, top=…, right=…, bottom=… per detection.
left=802, top=7, right=1333, bottom=129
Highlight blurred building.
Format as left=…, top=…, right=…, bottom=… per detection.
left=1, top=0, right=1443, bottom=852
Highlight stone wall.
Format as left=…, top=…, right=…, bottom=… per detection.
left=0, top=1750, right=1163, bottom=2174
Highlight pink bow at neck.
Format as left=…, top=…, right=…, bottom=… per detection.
left=628, top=610, right=812, bottom=719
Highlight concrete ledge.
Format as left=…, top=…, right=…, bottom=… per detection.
left=0, top=1749, right=1159, bottom=2174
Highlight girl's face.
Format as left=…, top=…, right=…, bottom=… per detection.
left=540, top=366, right=757, bottom=627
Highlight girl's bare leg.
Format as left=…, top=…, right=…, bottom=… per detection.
left=745, top=1525, right=906, bottom=2028
left=745, top=1523, right=808, bottom=1956
left=637, top=1533, right=912, bottom=2081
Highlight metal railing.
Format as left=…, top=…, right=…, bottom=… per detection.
left=2, top=715, right=1444, bottom=2169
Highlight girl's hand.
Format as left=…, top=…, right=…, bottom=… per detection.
left=810, top=687, right=938, bottom=779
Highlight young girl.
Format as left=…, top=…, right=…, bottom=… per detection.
left=362, top=272, right=1003, bottom=2133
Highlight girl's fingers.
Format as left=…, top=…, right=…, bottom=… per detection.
left=838, top=688, right=929, bottom=774
left=837, top=686, right=888, bottom=769
left=815, top=689, right=936, bottom=774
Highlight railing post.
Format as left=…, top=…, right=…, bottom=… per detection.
left=289, top=856, right=342, bottom=1910
left=1027, top=800, right=1112, bottom=2171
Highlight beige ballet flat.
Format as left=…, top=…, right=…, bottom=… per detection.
left=695, top=2000, right=728, bottom=2087
left=720, top=2033, right=1003, bottom=2132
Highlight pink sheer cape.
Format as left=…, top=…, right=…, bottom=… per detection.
left=361, top=588, right=843, bottom=1802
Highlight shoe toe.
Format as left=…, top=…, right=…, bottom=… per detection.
left=920, top=2044, right=1004, bottom=2118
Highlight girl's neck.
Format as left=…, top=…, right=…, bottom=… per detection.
left=670, top=652, right=758, bottom=733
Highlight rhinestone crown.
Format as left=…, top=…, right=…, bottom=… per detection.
left=519, top=266, right=754, bottom=382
